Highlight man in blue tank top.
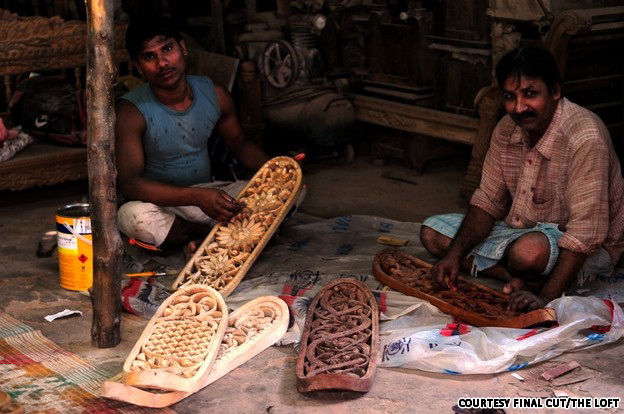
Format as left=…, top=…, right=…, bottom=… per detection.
left=115, top=16, right=270, bottom=253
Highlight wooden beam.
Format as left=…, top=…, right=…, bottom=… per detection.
left=353, top=95, right=479, bottom=146
left=211, top=0, right=225, bottom=54
left=86, top=0, right=123, bottom=348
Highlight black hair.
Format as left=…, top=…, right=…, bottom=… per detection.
left=495, top=46, right=563, bottom=95
left=125, top=15, right=183, bottom=60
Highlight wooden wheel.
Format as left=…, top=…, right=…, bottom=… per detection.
left=262, top=40, right=298, bottom=88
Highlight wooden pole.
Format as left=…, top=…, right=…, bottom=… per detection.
left=86, top=0, right=123, bottom=348
left=211, top=0, right=226, bottom=54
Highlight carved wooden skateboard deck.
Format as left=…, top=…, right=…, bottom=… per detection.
left=373, top=248, right=557, bottom=328
left=296, top=278, right=379, bottom=393
left=122, top=284, right=228, bottom=392
left=103, top=296, right=290, bottom=407
left=172, top=156, right=303, bottom=297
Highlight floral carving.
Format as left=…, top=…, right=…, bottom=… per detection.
left=175, top=157, right=302, bottom=297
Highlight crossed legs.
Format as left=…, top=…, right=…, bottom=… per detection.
left=420, top=225, right=551, bottom=293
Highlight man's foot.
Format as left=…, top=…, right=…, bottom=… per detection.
left=36, top=231, right=57, bottom=257
left=503, top=277, right=544, bottom=294
left=503, top=277, right=528, bottom=294
left=183, top=239, right=201, bottom=262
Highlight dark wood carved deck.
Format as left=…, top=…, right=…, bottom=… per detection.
left=373, top=248, right=557, bottom=329
left=296, top=278, right=379, bottom=393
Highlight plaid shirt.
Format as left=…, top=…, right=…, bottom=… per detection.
left=471, top=98, right=624, bottom=256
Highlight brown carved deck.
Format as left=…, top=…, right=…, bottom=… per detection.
left=296, top=278, right=379, bottom=393
left=373, top=249, right=557, bottom=328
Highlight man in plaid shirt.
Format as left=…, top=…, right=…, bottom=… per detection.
left=420, top=46, right=624, bottom=311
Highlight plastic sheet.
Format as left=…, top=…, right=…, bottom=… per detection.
left=225, top=214, right=624, bottom=374
left=378, top=296, right=623, bottom=374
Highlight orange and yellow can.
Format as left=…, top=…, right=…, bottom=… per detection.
left=56, top=203, right=92, bottom=291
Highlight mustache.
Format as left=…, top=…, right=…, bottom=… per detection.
left=512, top=111, right=536, bottom=122
left=158, top=67, right=175, bottom=76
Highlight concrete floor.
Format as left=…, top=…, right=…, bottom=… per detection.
left=1, top=147, right=623, bottom=413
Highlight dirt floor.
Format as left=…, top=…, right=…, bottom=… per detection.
left=1, top=146, right=623, bottom=413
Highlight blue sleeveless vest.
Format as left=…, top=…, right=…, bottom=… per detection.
left=121, top=76, right=220, bottom=187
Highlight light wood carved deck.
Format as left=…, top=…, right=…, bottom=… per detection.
left=172, top=156, right=303, bottom=296
left=103, top=296, right=289, bottom=407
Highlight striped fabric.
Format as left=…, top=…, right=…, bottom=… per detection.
left=471, top=98, right=624, bottom=258
left=0, top=311, right=173, bottom=413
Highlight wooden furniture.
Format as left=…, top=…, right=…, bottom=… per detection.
left=544, top=6, right=624, bottom=163
left=0, top=10, right=129, bottom=191
left=173, top=156, right=303, bottom=295
left=460, top=5, right=624, bottom=199
left=103, top=296, right=289, bottom=408
left=296, top=278, right=379, bottom=393
left=373, top=249, right=558, bottom=329
left=367, top=10, right=433, bottom=90
left=355, top=3, right=481, bottom=172
left=429, top=0, right=491, bottom=115
left=458, top=84, right=503, bottom=199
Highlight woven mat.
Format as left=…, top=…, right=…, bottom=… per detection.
left=0, top=311, right=174, bottom=413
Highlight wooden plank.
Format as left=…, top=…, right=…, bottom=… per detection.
left=353, top=95, right=479, bottom=145
left=541, top=361, right=580, bottom=381
left=0, top=143, right=87, bottom=191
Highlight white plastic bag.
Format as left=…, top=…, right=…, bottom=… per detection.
left=378, top=296, right=623, bottom=374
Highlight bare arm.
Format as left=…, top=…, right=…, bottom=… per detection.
left=508, top=248, right=587, bottom=311
left=541, top=249, right=587, bottom=300
left=115, top=100, right=240, bottom=221
left=431, top=205, right=496, bottom=288
left=214, top=83, right=269, bottom=170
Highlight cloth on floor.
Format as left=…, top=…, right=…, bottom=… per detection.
left=121, top=276, right=172, bottom=319
left=116, top=213, right=624, bottom=374
left=0, top=130, right=34, bottom=163
left=572, top=269, right=624, bottom=303
left=222, top=214, right=624, bottom=375
left=0, top=311, right=173, bottom=413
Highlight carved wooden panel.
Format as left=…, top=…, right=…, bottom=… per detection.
left=122, top=284, right=228, bottom=392
left=296, top=278, right=379, bottom=393
left=103, top=296, right=290, bottom=407
left=172, top=156, right=303, bottom=296
left=373, top=249, right=557, bottom=329
left=0, top=9, right=128, bottom=100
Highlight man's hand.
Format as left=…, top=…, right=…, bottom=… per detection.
left=507, top=290, right=548, bottom=312
left=196, top=188, right=242, bottom=222
left=430, top=256, right=461, bottom=290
